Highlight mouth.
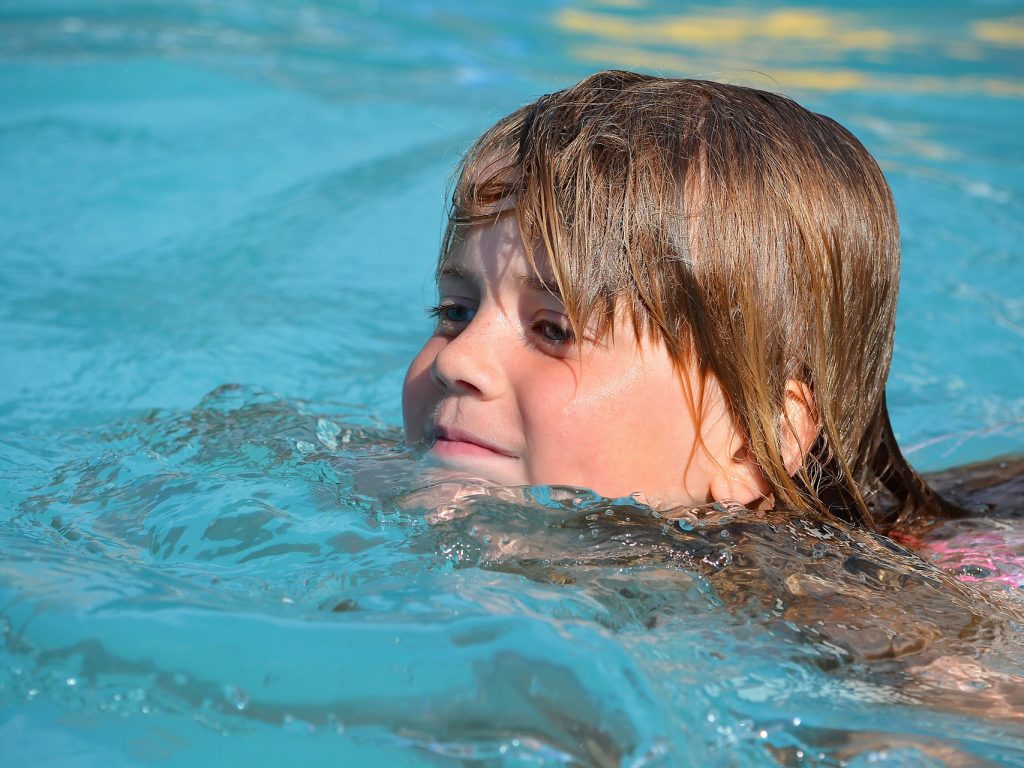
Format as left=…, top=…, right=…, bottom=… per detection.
left=428, top=425, right=518, bottom=462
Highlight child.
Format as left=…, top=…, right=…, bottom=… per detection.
left=402, top=70, right=956, bottom=532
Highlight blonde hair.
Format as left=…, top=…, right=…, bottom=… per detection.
left=442, top=70, right=951, bottom=530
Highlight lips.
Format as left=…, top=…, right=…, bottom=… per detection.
left=428, top=425, right=518, bottom=461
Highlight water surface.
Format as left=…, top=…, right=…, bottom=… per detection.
left=2, top=1, right=1024, bottom=765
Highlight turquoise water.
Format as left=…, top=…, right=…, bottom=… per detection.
left=2, top=1, right=1024, bottom=765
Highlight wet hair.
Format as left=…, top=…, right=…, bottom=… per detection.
left=441, top=70, right=955, bottom=531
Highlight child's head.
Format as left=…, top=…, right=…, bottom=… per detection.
left=403, top=70, right=922, bottom=526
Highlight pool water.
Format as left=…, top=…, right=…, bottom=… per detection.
left=2, top=1, right=1024, bottom=765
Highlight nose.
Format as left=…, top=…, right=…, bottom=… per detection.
left=430, top=311, right=505, bottom=398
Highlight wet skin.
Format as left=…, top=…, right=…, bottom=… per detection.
left=401, top=214, right=740, bottom=508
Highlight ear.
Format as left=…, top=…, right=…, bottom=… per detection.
left=779, top=379, right=819, bottom=476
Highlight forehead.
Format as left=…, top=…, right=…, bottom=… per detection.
left=441, top=214, right=558, bottom=289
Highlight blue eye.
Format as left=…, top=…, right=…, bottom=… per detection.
left=428, top=302, right=475, bottom=328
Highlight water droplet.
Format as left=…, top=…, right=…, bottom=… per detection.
left=758, top=729, right=768, bottom=739
left=792, top=717, right=801, bottom=727
left=282, top=713, right=315, bottom=734
left=66, top=677, right=77, bottom=687
left=955, top=563, right=994, bottom=579
left=327, top=713, right=346, bottom=735
left=223, top=684, right=250, bottom=712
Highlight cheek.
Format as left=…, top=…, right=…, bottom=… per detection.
left=520, top=361, right=643, bottom=479
left=561, top=361, right=645, bottom=432
left=521, top=357, right=697, bottom=493
left=401, top=339, right=443, bottom=441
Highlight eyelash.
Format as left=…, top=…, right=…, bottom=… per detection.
left=426, top=303, right=576, bottom=347
left=427, top=302, right=474, bottom=325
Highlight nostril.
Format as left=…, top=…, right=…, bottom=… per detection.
left=430, top=343, right=486, bottom=396
left=431, top=366, right=482, bottom=396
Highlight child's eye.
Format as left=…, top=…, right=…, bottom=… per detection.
left=427, top=302, right=475, bottom=331
left=533, top=318, right=575, bottom=346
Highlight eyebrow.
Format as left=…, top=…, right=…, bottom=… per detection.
left=437, top=263, right=471, bottom=283
left=438, top=262, right=563, bottom=300
left=515, top=272, right=562, bottom=299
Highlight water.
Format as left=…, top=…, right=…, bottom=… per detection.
left=2, top=1, right=1024, bottom=765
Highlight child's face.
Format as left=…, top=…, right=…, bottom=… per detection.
left=402, top=214, right=736, bottom=508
